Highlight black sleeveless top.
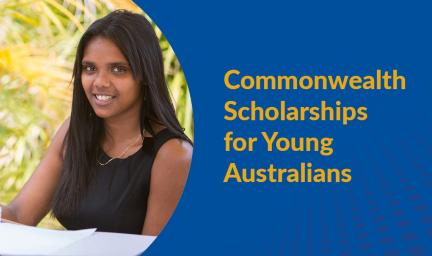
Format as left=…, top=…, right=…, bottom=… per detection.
left=57, top=129, right=180, bottom=234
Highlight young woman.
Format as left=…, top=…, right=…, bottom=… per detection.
left=0, top=10, right=192, bottom=236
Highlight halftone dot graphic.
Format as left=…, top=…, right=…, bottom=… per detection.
left=420, top=171, right=431, bottom=177
left=365, top=191, right=374, bottom=196
left=346, top=135, right=430, bottom=254
left=352, top=215, right=362, bottom=221
left=408, top=246, right=426, bottom=256
left=352, top=205, right=361, bottom=211
left=400, top=177, right=409, bottom=182
left=360, top=242, right=373, bottom=250
left=389, top=199, right=401, bottom=206
left=415, top=204, right=427, bottom=211
left=380, top=237, right=394, bottom=244
left=355, top=222, right=365, bottom=228
left=403, top=232, right=417, bottom=240
left=421, top=216, right=432, bottom=224
left=369, top=205, right=382, bottom=212
left=374, top=215, right=385, bottom=222
left=409, top=194, right=421, bottom=201
left=383, top=250, right=401, bottom=256
left=367, top=199, right=378, bottom=207
left=340, top=239, right=349, bottom=245
left=320, top=246, right=332, bottom=254
left=404, top=185, right=416, bottom=191
left=357, top=231, right=369, bottom=239
left=339, top=250, right=351, bottom=256
left=394, top=209, right=404, bottom=216
left=377, top=225, right=389, bottom=232
left=396, top=220, right=410, bottom=227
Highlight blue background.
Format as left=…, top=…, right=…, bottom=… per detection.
left=136, top=1, right=431, bottom=255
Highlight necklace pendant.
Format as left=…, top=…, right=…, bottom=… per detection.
left=96, top=131, right=144, bottom=166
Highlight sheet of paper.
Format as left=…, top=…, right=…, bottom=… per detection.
left=0, top=222, right=96, bottom=255
left=53, top=232, right=157, bottom=255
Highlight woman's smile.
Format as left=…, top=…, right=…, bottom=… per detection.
left=93, top=94, right=116, bottom=106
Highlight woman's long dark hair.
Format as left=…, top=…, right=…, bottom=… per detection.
left=52, top=10, right=191, bottom=217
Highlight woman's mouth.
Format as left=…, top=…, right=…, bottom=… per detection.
left=93, top=94, right=116, bottom=106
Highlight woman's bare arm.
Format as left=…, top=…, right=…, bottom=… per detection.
left=141, top=138, right=192, bottom=236
left=1, top=118, right=69, bottom=225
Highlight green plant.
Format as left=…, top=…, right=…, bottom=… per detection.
left=0, top=0, right=193, bottom=229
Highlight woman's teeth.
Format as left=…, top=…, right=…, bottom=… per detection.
left=95, top=95, right=114, bottom=101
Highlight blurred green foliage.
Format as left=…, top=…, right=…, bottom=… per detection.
left=0, top=0, right=193, bottom=229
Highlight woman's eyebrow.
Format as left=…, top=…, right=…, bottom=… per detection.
left=81, top=60, right=94, bottom=65
left=109, top=62, right=130, bottom=66
left=81, top=60, right=129, bottom=66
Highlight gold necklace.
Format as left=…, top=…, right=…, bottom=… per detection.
left=97, top=133, right=142, bottom=166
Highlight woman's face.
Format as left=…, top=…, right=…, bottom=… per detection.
left=81, top=36, right=142, bottom=121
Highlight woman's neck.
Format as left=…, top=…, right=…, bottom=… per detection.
left=103, top=114, right=142, bottom=146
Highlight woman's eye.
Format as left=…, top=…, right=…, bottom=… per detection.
left=112, top=65, right=127, bottom=73
left=82, top=65, right=96, bottom=72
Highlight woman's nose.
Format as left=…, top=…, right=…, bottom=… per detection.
left=94, top=71, right=110, bottom=87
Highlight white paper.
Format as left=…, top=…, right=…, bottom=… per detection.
left=53, top=232, right=157, bottom=255
left=0, top=222, right=96, bottom=255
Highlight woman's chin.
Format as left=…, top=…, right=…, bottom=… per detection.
left=93, top=110, right=113, bottom=119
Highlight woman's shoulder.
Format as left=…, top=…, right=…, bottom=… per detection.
left=151, top=131, right=192, bottom=186
left=141, top=122, right=193, bottom=164
left=157, top=136, right=192, bottom=161
left=149, top=124, right=192, bottom=164
left=57, top=117, right=71, bottom=137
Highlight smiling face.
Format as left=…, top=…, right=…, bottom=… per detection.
left=81, top=36, right=142, bottom=121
